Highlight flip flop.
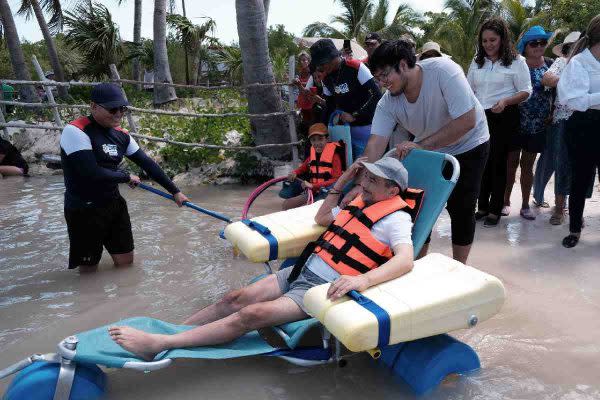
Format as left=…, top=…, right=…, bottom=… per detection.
left=475, top=210, right=489, bottom=220
left=520, top=208, right=536, bottom=220
left=483, top=215, right=500, bottom=227
left=533, top=200, right=550, bottom=208
left=562, top=234, right=580, bottom=248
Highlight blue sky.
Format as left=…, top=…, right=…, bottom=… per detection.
left=11, top=0, right=446, bottom=44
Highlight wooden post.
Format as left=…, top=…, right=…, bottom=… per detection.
left=109, top=64, right=138, bottom=133
left=32, top=55, right=63, bottom=128
left=287, top=55, right=299, bottom=164
left=0, top=103, right=9, bottom=139
left=0, top=83, right=5, bottom=115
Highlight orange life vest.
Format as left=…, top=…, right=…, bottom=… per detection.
left=314, top=190, right=423, bottom=276
left=309, top=142, right=341, bottom=184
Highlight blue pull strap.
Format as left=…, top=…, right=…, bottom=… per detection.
left=346, top=290, right=390, bottom=348
left=241, top=219, right=279, bottom=261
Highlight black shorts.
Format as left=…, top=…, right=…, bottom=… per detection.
left=509, top=130, right=547, bottom=153
left=64, top=196, right=134, bottom=269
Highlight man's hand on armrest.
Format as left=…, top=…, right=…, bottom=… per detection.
left=326, top=243, right=414, bottom=299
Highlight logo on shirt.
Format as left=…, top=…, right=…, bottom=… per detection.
left=102, top=144, right=118, bottom=157
left=334, top=83, right=350, bottom=94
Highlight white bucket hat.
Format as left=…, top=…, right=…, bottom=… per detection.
left=418, top=41, right=452, bottom=59
left=552, top=31, right=581, bottom=57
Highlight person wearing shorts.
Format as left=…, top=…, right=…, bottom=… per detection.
left=107, top=157, right=414, bottom=360
left=60, top=83, right=189, bottom=272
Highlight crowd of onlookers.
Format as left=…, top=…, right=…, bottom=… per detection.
left=292, top=14, right=600, bottom=250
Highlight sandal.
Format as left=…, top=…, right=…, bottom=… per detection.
left=562, top=234, right=580, bottom=248
left=549, top=212, right=564, bottom=225
left=483, top=215, right=500, bottom=227
left=533, top=200, right=550, bottom=208
left=475, top=210, right=489, bottom=221
left=501, top=206, right=510, bottom=216
left=520, top=208, right=536, bottom=220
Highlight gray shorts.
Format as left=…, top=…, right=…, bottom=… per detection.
left=276, top=266, right=329, bottom=314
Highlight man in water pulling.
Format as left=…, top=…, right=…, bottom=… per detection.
left=109, top=157, right=416, bottom=360
left=60, top=83, right=189, bottom=272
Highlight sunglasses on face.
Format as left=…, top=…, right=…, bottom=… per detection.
left=527, top=39, right=548, bottom=48
left=100, top=105, right=127, bottom=114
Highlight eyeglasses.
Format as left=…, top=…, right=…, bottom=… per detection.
left=374, top=65, right=398, bottom=82
left=527, top=39, right=548, bottom=48
left=100, top=105, right=127, bottom=114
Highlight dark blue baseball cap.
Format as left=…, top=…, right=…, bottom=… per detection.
left=91, top=83, right=129, bottom=108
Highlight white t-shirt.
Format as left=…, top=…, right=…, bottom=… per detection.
left=306, top=206, right=413, bottom=281
left=371, top=57, right=490, bottom=156
left=466, top=55, right=532, bottom=110
left=557, top=49, right=600, bottom=112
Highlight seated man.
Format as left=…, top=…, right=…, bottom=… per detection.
left=0, top=137, right=29, bottom=177
left=109, top=157, right=415, bottom=361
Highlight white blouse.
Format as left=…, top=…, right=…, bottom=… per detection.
left=467, top=55, right=532, bottom=110
left=545, top=57, right=573, bottom=122
left=558, top=49, right=600, bottom=112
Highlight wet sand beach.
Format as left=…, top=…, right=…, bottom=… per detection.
left=1, top=175, right=599, bottom=399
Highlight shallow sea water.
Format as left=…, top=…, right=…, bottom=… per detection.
left=1, top=175, right=599, bottom=399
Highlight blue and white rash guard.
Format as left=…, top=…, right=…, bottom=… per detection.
left=60, top=116, right=179, bottom=208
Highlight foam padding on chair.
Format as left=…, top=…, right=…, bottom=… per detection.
left=304, top=253, right=506, bottom=352
left=272, top=318, right=322, bottom=349
left=390, top=334, right=480, bottom=395
left=224, top=201, right=326, bottom=262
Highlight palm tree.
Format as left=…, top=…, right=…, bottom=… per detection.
left=303, top=0, right=422, bottom=42
left=235, top=0, right=289, bottom=157
left=167, top=13, right=215, bottom=85
left=64, top=3, right=124, bottom=79
left=0, top=0, right=39, bottom=102
left=153, top=0, right=177, bottom=105
left=501, top=0, right=546, bottom=42
left=17, top=0, right=69, bottom=98
left=303, top=0, right=371, bottom=39
left=215, top=46, right=243, bottom=84
left=431, top=0, right=492, bottom=70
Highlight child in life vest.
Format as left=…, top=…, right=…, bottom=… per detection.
left=280, top=123, right=345, bottom=210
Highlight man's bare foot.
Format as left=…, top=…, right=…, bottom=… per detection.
left=108, top=326, right=167, bottom=361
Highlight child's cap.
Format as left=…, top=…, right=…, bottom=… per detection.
left=308, top=123, right=328, bottom=138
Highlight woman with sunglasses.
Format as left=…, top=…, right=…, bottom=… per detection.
left=557, top=15, right=600, bottom=248
left=60, top=83, right=189, bottom=272
left=503, top=26, right=554, bottom=221
left=467, top=17, right=532, bottom=227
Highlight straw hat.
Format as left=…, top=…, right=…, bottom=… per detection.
left=552, top=31, right=581, bottom=57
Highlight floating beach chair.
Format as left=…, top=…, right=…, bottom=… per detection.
left=0, top=150, right=506, bottom=399
left=328, top=110, right=353, bottom=165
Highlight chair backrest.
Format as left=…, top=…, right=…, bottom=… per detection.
left=399, top=149, right=460, bottom=256
left=328, top=110, right=353, bottom=165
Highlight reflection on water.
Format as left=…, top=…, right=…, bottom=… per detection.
left=1, top=175, right=599, bottom=399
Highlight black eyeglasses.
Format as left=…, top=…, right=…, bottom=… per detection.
left=527, top=39, right=548, bottom=48
left=100, top=105, right=127, bottom=114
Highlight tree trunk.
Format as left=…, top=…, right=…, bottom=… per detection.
left=191, top=47, right=200, bottom=85
left=31, top=0, right=68, bottom=98
left=263, top=0, right=270, bottom=24
left=0, top=0, right=39, bottom=103
left=153, top=0, right=177, bottom=105
left=181, top=0, right=190, bottom=84
left=132, top=0, right=142, bottom=90
left=236, top=0, right=288, bottom=158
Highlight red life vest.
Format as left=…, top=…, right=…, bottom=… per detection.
left=314, top=190, right=423, bottom=276
left=309, top=142, right=341, bottom=184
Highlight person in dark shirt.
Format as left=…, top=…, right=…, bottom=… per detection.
left=310, top=39, right=382, bottom=159
left=59, top=83, right=189, bottom=272
left=0, top=138, right=28, bottom=177
left=362, top=32, right=383, bottom=69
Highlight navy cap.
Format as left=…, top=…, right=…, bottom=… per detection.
left=365, top=32, right=382, bottom=43
left=91, top=83, right=129, bottom=108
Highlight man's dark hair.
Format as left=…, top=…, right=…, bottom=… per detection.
left=369, top=40, right=417, bottom=73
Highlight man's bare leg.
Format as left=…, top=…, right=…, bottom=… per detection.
left=78, top=265, right=98, bottom=273
left=452, top=244, right=471, bottom=264
left=282, top=193, right=308, bottom=210
left=182, top=274, right=282, bottom=326
left=109, top=296, right=306, bottom=361
left=0, top=166, right=25, bottom=177
left=111, top=251, right=134, bottom=267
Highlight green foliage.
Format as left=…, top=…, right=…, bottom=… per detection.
left=268, top=24, right=299, bottom=58
left=63, top=2, right=125, bottom=79
left=540, top=0, right=600, bottom=32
